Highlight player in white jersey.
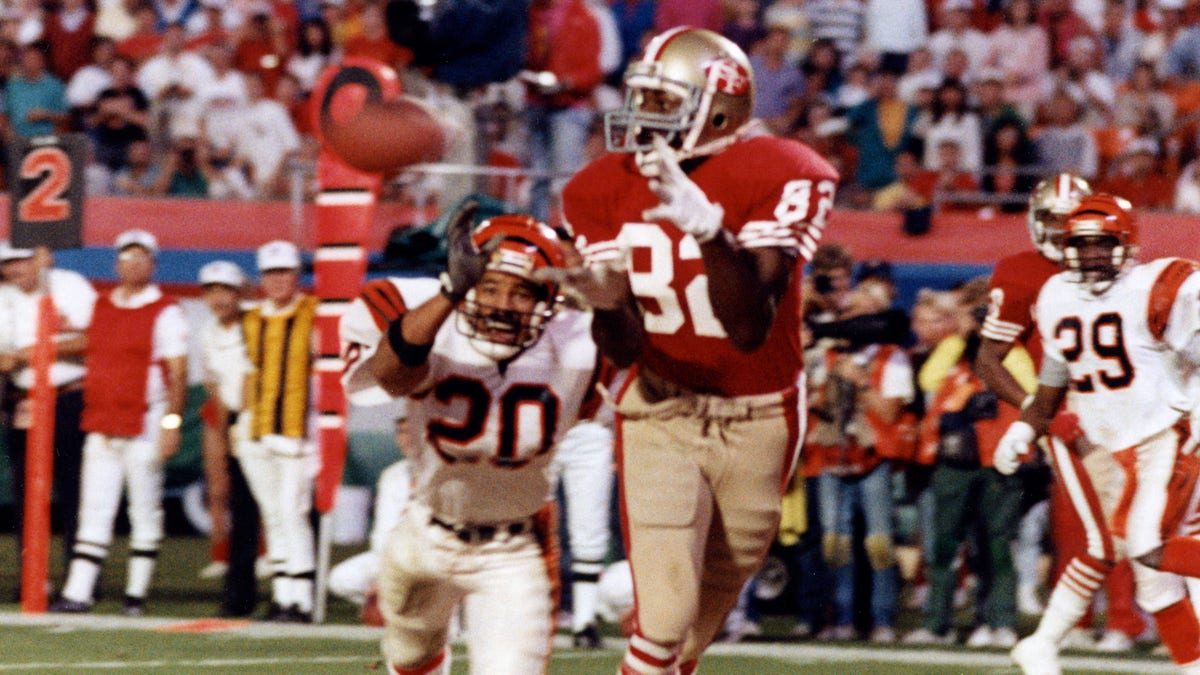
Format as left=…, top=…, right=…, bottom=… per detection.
left=997, top=194, right=1200, bottom=673
left=339, top=206, right=599, bottom=675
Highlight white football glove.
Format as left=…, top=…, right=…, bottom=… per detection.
left=534, top=238, right=631, bottom=311
left=994, top=420, right=1036, bottom=476
left=641, top=135, right=724, bottom=244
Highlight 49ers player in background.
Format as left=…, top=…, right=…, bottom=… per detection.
left=556, top=27, right=838, bottom=674
left=976, top=175, right=1141, bottom=665
left=996, top=195, right=1200, bottom=675
left=340, top=207, right=599, bottom=675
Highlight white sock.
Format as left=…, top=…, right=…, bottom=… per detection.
left=272, top=572, right=290, bottom=607
left=1036, top=557, right=1106, bottom=644
left=125, top=552, right=157, bottom=599
left=293, top=576, right=314, bottom=613
left=572, top=581, right=599, bottom=632
left=61, top=558, right=101, bottom=603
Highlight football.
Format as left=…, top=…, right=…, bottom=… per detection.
left=311, top=58, right=447, bottom=175
left=320, top=96, right=447, bottom=175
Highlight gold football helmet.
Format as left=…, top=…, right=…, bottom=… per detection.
left=1027, top=173, right=1092, bottom=262
left=604, top=27, right=756, bottom=174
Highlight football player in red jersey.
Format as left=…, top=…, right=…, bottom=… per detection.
left=555, top=26, right=838, bottom=674
left=976, top=175, right=1139, bottom=672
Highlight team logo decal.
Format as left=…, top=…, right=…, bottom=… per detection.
left=705, top=58, right=750, bottom=96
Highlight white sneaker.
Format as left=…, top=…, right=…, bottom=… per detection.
left=1060, top=627, right=1097, bottom=651
left=198, top=561, right=228, bottom=579
left=992, top=627, right=1019, bottom=649
left=1093, top=629, right=1134, bottom=652
left=902, top=628, right=953, bottom=645
left=791, top=622, right=813, bottom=638
left=1017, top=584, right=1044, bottom=615
left=966, top=625, right=994, bottom=648
left=869, top=626, right=897, bottom=644
left=1011, top=634, right=1062, bottom=675
left=254, top=557, right=272, bottom=580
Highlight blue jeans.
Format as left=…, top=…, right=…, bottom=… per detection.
left=818, top=461, right=898, bottom=628
left=526, top=105, right=594, bottom=221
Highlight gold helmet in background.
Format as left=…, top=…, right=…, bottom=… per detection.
left=604, top=27, right=756, bottom=174
left=1027, top=173, right=1092, bottom=262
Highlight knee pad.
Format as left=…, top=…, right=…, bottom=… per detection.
left=1133, top=560, right=1187, bottom=613
left=822, top=533, right=852, bottom=569
left=864, top=533, right=895, bottom=571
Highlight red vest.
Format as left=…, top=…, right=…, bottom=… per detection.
left=81, top=293, right=174, bottom=437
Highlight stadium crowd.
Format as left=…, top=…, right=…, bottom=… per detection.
left=0, top=0, right=1197, bottom=212
left=3, top=0, right=1200, bottom=671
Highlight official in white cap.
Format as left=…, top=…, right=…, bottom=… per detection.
left=240, top=239, right=320, bottom=621
left=0, top=240, right=96, bottom=595
left=52, top=228, right=189, bottom=616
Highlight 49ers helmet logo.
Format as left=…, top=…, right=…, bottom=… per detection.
left=705, top=57, right=750, bottom=95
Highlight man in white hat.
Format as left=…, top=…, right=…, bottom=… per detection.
left=194, top=260, right=261, bottom=616
left=238, top=240, right=320, bottom=622
left=51, top=229, right=188, bottom=616
left=0, top=241, right=96, bottom=597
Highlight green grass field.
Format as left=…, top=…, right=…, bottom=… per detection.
left=0, top=534, right=1178, bottom=673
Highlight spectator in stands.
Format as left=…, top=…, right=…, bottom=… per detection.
left=275, top=72, right=313, bottom=139
left=920, top=77, right=982, bottom=173
left=805, top=0, right=865, bottom=65
left=928, top=0, right=988, bottom=77
left=44, top=0, right=94, bottom=81
left=1099, top=0, right=1147, bottom=82
left=751, top=26, right=805, bottom=135
left=1033, top=89, right=1099, bottom=179
left=845, top=69, right=921, bottom=192
left=115, top=4, right=162, bottom=65
left=1163, top=0, right=1200, bottom=84
left=198, top=40, right=248, bottom=168
left=95, top=0, right=136, bottom=43
left=723, top=0, right=766, bottom=57
left=3, top=42, right=68, bottom=140
left=928, top=138, right=981, bottom=211
left=231, top=69, right=299, bottom=198
left=872, top=147, right=936, bottom=211
left=4, top=0, right=44, bottom=46
left=836, top=59, right=873, bottom=110
left=1174, top=153, right=1200, bottom=213
left=984, top=0, right=1050, bottom=121
left=1051, top=36, right=1115, bottom=126
left=981, top=118, right=1037, bottom=212
left=1113, top=61, right=1177, bottom=133
left=344, top=1, right=410, bottom=74
left=152, top=134, right=212, bottom=197
left=1097, top=137, right=1178, bottom=208
left=0, top=242, right=96, bottom=599
left=51, top=229, right=188, bottom=616
left=762, top=0, right=812, bottom=66
left=111, top=138, right=160, bottom=196
left=87, top=54, right=149, bottom=174
left=896, top=47, right=941, bottom=105
left=65, top=37, right=116, bottom=118
left=862, top=0, right=927, bottom=76
left=233, top=10, right=289, bottom=97
left=137, top=21, right=217, bottom=146
left=975, top=69, right=1027, bottom=134
left=609, top=0, right=654, bottom=79
left=1038, top=0, right=1098, bottom=69
left=655, top=0, right=722, bottom=34
left=904, top=280, right=1022, bottom=649
left=807, top=280, right=912, bottom=644
left=523, top=0, right=602, bottom=222
left=801, top=37, right=844, bottom=103
left=153, top=0, right=205, bottom=35
left=286, top=17, right=338, bottom=95
left=185, top=0, right=230, bottom=51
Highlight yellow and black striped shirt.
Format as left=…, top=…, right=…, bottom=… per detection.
left=244, top=294, right=318, bottom=439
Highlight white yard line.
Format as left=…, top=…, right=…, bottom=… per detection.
left=0, top=611, right=1176, bottom=673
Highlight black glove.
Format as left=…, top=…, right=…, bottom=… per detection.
left=439, top=199, right=485, bottom=302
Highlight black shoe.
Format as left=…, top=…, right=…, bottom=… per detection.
left=285, top=606, right=313, bottom=624
left=259, top=602, right=289, bottom=622
left=573, top=624, right=603, bottom=649
left=49, top=597, right=92, bottom=613
left=217, top=603, right=256, bottom=618
left=122, top=596, right=146, bottom=617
